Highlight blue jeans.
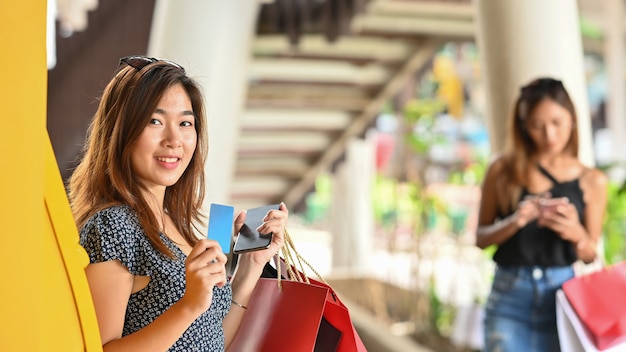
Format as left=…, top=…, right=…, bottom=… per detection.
left=483, top=265, right=575, bottom=352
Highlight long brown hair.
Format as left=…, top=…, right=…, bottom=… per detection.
left=497, top=77, right=578, bottom=213
left=69, top=58, right=209, bottom=257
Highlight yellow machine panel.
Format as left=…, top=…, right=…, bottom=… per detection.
left=0, top=1, right=102, bottom=350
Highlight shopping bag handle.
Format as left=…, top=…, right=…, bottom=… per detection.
left=274, top=229, right=327, bottom=290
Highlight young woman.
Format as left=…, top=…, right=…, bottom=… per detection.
left=69, top=56, right=289, bottom=351
left=476, top=77, right=607, bottom=351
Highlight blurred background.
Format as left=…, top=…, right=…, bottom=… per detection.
left=44, top=0, right=626, bottom=351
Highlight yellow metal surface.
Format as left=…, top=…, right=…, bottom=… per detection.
left=44, top=135, right=102, bottom=351
left=0, top=1, right=101, bottom=350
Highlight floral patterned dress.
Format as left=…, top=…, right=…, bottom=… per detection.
left=80, top=205, right=232, bottom=351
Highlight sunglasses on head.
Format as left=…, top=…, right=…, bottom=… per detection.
left=118, top=56, right=186, bottom=74
left=520, top=78, right=563, bottom=97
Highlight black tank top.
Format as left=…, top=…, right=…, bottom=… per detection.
left=493, top=165, right=585, bottom=266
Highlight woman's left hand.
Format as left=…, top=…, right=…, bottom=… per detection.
left=233, top=202, right=289, bottom=266
left=537, top=202, right=586, bottom=243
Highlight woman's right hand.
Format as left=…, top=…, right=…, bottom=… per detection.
left=512, top=196, right=541, bottom=228
left=179, top=239, right=227, bottom=316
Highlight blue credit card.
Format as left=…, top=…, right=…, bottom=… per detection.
left=208, top=203, right=234, bottom=254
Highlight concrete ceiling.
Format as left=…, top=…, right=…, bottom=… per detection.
left=230, top=0, right=468, bottom=211
left=229, top=0, right=612, bottom=211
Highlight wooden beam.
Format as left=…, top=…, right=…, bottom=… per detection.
left=252, top=34, right=413, bottom=63
left=235, top=156, right=311, bottom=177
left=247, top=96, right=368, bottom=111
left=283, top=39, right=442, bottom=207
left=238, top=149, right=320, bottom=158
left=248, top=83, right=374, bottom=100
left=366, top=0, right=473, bottom=20
left=230, top=177, right=293, bottom=201
left=238, top=132, right=333, bottom=151
left=249, top=58, right=393, bottom=85
left=247, top=85, right=373, bottom=111
left=352, top=14, right=474, bottom=39
left=249, top=79, right=382, bottom=89
left=241, top=109, right=352, bottom=130
left=256, top=52, right=403, bottom=66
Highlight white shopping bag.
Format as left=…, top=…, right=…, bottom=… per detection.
left=556, top=289, right=626, bottom=352
left=451, top=304, right=484, bottom=350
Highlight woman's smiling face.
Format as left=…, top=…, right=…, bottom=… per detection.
left=130, top=83, right=197, bottom=194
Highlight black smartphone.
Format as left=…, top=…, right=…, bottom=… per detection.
left=233, top=204, right=281, bottom=254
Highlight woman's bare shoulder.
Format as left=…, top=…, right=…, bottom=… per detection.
left=484, top=155, right=508, bottom=177
left=580, top=166, right=608, bottom=192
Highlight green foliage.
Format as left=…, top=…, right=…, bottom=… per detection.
left=404, top=98, right=444, bottom=155
left=579, top=16, right=603, bottom=40
left=372, top=176, right=401, bottom=230
left=304, top=173, right=332, bottom=223
left=603, top=180, right=626, bottom=264
left=465, top=159, right=488, bottom=185
left=371, top=176, right=435, bottom=233
left=428, top=278, right=455, bottom=337
left=403, top=98, right=447, bottom=124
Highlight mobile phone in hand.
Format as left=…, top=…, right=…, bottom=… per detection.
left=233, top=204, right=281, bottom=254
left=540, top=197, right=569, bottom=212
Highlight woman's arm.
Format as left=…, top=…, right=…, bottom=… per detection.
left=222, top=254, right=265, bottom=348
left=537, top=168, right=608, bottom=263
left=86, top=239, right=227, bottom=352
left=475, top=159, right=540, bottom=249
left=223, top=202, right=289, bottom=349
left=577, top=168, right=608, bottom=262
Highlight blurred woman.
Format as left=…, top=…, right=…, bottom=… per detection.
left=476, top=77, right=607, bottom=352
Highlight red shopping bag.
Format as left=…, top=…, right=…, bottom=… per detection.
left=230, top=228, right=367, bottom=352
left=229, top=277, right=332, bottom=352
left=304, top=276, right=367, bottom=352
left=229, top=267, right=367, bottom=351
left=229, top=270, right=367, bottom=352
left=274, top=256, right=367, bottom=352
left=562, top=261, right=626, bottom=350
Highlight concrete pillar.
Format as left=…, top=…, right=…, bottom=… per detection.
left=331, top=163, right=352, bottom=270
left=148, top=1, right=259, bottom=225
left=605, top=0, right=625, bottom=162
left=330, top=136, right=376, bottom=273
left=474, top=0, right=594, bottom=166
